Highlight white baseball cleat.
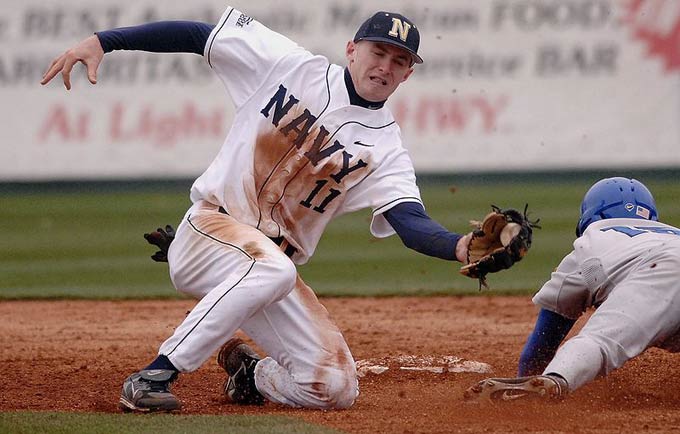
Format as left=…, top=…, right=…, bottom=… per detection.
left=464, top=375, right=568, bottom=403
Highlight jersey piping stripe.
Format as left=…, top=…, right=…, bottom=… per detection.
left=320, top=62, right=332, bottom=115
left=254, top=140, right=298, bottom=233
left=255, top=63, right=333, bottom=233
left=206, top=7, right=235, bottom=68
left=374, top=196, right=423, bottom=215
left=165, top=261, right=256, bottom=358
left=321, top=119, right=396, bottom=145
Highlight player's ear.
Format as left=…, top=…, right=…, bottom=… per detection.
left=400, top=66, right=414, bottom=83
left=346, top=40, right=357, bottom=64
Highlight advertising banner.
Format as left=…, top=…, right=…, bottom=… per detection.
left=2, top=0, right=679, bottom=180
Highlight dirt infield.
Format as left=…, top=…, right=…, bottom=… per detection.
left=1, top=296, right=678, bottom=433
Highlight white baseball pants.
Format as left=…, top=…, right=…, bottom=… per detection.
left=158, top=201, right=358, bottom=409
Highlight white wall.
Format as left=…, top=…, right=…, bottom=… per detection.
left=2, top=0, right=679, bottom=180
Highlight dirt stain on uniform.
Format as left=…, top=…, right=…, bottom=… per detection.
left=253, top=127, right=299, bottom=195
left=294, top=276, right=357, bottom=406
left=286, top=145, right=370, bottom=220
left=242, top=242, right=265, bottom=259
left=189, top=202, right=277, bottom=260
left=190, top=208, right=243, bottom=242
left=253, top=114, right=373, bottom=253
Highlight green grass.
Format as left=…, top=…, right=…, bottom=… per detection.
left=2, top=177, right=679, bottom=299
left=0, top=412, right=340, bottom=434
left=1, top=190, right=191, bottom=298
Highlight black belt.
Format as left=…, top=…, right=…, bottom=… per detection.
left=268, top=236, right=298, bottom=258
left=218, top=206, right=297, bottom=258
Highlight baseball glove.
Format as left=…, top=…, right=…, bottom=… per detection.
left=144, top=225, right=175, bottom=262
left=459, top=205, right=538, bottom=289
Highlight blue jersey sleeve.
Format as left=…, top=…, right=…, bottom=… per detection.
left=383, top=202, right=463, bottom=261
left=517, top=308, right=577, bottom=376
left=96, top=21, right=214, bottom=55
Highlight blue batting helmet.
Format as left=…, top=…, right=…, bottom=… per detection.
left=576, top=177, right=658, bottom=237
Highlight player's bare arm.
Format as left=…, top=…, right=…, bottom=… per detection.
left=41, top=35, right=104, bottom=90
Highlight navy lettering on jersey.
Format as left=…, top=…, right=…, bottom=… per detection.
left=260, top=84, right=299, bottom=127
left=299, top=179, right=342, bottom=214
left=304, top=131, right=343, bottom=165
left=280, top=109, right=317, bottom=147
left=330, top=151, right=368, bottom=183
left=601, top=225, right=680, bottom=237
left=261, top=84, right=370, bottom=214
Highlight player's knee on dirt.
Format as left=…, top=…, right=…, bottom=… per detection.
left=328, top=370, right=359, bottom=409
left=300, top=365, right=359, bottom=409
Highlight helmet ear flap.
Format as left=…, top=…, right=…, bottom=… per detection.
left=576, top=216, right=587, bottom=237
left=576, top=214, right=588, bottom=238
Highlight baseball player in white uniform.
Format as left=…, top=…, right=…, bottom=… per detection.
left=42, top=8, right=491, bottom=412
left=465, top=177, right=680, bottom=402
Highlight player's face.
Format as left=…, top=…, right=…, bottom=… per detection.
left=346, top=40, right=414, bottom=102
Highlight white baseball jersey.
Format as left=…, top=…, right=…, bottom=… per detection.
left=533, top=218, right=680, bottom=390
left=191, top=6, right=422, bottom=264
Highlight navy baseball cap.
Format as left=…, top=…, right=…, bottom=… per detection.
left=354, top=11, right=423, bottom=64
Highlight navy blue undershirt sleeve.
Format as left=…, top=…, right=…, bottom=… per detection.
left=383, top=202, right=462, bottom=261
left=96, top=21, right=214, bottom=55
left=517, top=308, right=577, bottom=376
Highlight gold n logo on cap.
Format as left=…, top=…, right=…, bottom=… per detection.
left=388, top=18, right=411, bottom=42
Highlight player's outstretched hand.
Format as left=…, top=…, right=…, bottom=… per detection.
left=144, top=225, right=176, bottom=263
left=41, top=35, right=104, bottom=90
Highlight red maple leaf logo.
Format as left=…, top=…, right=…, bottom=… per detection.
left=624, top=0, right=680, bottom=71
